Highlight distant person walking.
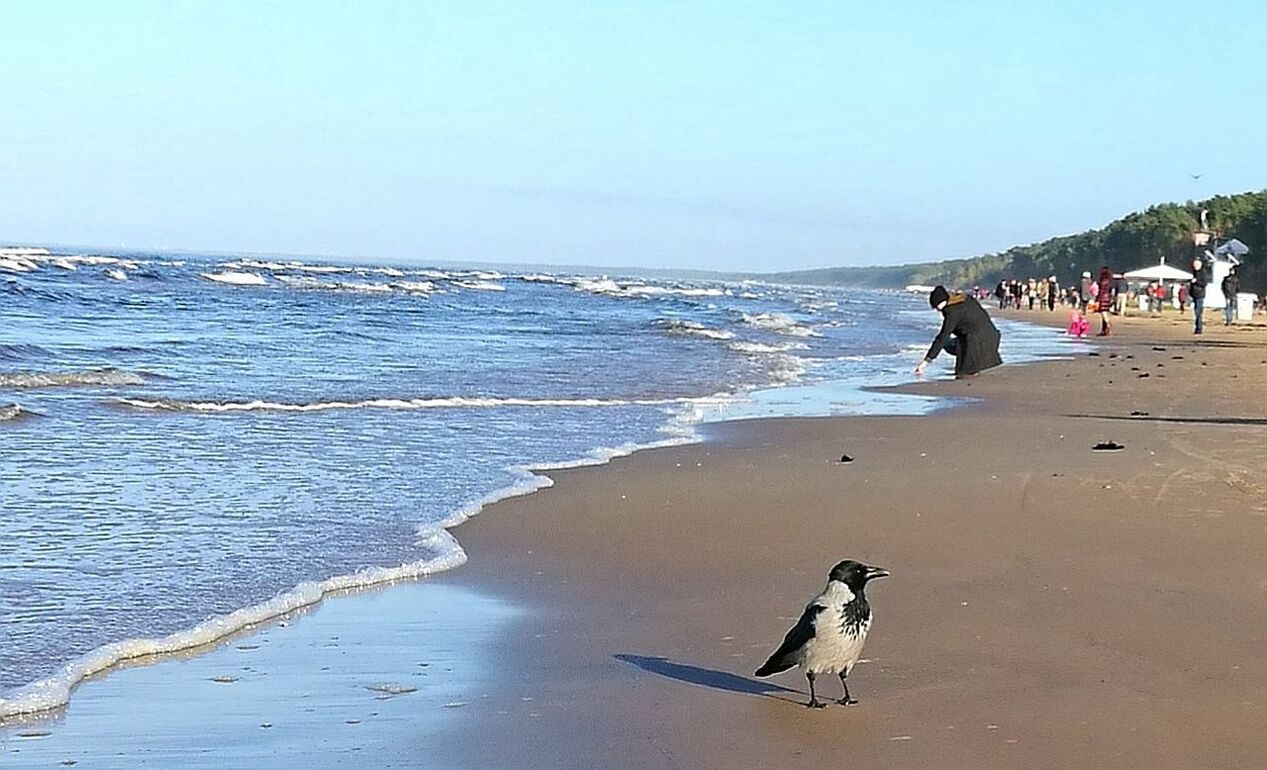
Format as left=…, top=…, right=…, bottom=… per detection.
left=915, top=286, right=1003, bottom=378
left=1222, top=266, right=1241, bottom=325
left=1095, top=266, right=1114, bottom=336
left=1190, top=258, right=1209, bottom=334
left=1047, top=276, right=1058, bottom=311
left=1079, top=272, right=1093, bottom=311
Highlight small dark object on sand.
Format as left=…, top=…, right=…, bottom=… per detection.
left=1093, top=442, right=1125, bottom=451
left=1152, top=346, right=1166, bottom=351
left=1138, top=372, right=1150, bottom=378
left=1172, top=356, right=1184, bottom=360
left=1088, top=352, right=1100, bottom=357
left=1130, top=410, right=1149, bottom=417
left=839, top=454, right=854, bottom=464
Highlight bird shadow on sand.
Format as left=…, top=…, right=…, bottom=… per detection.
left=614, top=654, right=802, bottom=703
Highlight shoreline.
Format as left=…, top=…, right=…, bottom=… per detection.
left=7, top=314, right=1267, bottom=767
left=0, top=297, right=977, bottom=719
left=441, top=314, right=1267, bottom=768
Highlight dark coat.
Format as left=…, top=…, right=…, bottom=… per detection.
left=1190, top=266, right=1209, bottom=300
left=925, top=293, right=1003, bottom=376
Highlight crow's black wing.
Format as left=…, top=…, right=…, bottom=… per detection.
left=754, top=603, right=823, bottom=677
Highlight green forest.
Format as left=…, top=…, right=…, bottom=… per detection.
left=765, top=190, right=1267, bottom=293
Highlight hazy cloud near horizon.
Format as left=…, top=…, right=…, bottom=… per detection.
left=1, top=1, right=1264, bottom=271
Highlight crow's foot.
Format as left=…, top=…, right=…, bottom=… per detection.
left=806, top=699, right=827, bottom=709
left=837, top=697, right=858, bottom=706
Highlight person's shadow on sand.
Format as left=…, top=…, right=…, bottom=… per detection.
left=614, top=654, right=801, bottom=702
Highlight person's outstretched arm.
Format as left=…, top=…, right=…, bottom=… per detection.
left=916, top=312, right=954, bottom=374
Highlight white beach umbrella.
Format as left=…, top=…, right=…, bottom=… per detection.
left=1122, top=261, right=1194, bottom=282
left=1214, top=238, right=1249, bottom=262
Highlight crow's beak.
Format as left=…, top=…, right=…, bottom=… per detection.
left=865, top=566, right=890, bottom=581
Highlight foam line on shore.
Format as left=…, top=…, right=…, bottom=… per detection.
left=115, top=394, right=735, bottom=413
left=0, top=394, right=721, bottom=720
left=0, top=529, right=467, bottom=719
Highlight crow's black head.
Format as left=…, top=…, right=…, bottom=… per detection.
left=829, top=560, right=889, bottom=591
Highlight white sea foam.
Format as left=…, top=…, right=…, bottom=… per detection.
left=768, top=354, right=812, bottom=382
left=0, top=404, right=36, bottom=422
left=393, top=280, right=439, bottom=294
left=623, top=284, right=726, bottom=298
left=574, top=277, right=726, bottom=300
left=0, top=369, right=147, bottom=389
left=451, top=279, right=506, bottom=292
left=726, top=340, right=810, bottom=354
left=516, top=273, right=564, bottom=284
left=657, top=319, right=735, bottom=341
left=104, top=268, right=128, bottom=282
left=116, top=394, right=733, bottom=414
left=0, top=529, right=467, bottom=719
left=739, top=312, right=819, bottom=337
left=574, top=277, right=623, bottom=295
left=0, top=258, right=37, bottom=273
left=202, top=271, right=267, bottom=286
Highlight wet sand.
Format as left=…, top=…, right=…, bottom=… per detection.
left=5, top=311, right=1266, bottom=768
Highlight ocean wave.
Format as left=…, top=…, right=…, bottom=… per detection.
left=275, top=275, right=438, bottom=295
left=768, top=354, right=812, bottom=382
left=0, top=343, right=53, bottom=361
left=0, top=404, right=38, bottom=422
left=0, top=388, right=730, bottom=719
left=104, top=268, right=128, bottom=282
left=201, top=271, right=267, bottom=286
left=0, top=369, right=148, bottom=389
left=726, top=340, right=810, bottom=354
left=0, top=528, right=467, bottom=719
left=656, top=319, right=735, bottom=341
left=739, top=312, right=819, bottom=337
left=0, top=257, right=38, bottom=273
left=572, top=277, right=725, bottom=300
left=116, top=394, right=734, bottom=413
left=450, top=279, right=506, bottom=292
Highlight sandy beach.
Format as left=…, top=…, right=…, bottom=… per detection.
left=6, top=311, right=1267, bottom=768
left=444, top=310, right=1267, bottom=769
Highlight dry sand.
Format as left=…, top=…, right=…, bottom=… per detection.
left=445, top=311, right=1267, bottom=769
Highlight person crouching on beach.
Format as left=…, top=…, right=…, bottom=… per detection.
left=915, top=286, right=1003, bottom=378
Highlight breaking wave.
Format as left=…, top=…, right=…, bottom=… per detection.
left=0, top=404, right=37, bottom=422
left=201, top=271, right=267, bottom=286
left=739, top=312, right=819, bottom=337
left=0, top=369, right=148, bottom=389
left=656, top=319, right=735, bottom=341
left=726, top=340, right=810, bottom=354
left=116, top=394, right=734, bottom=414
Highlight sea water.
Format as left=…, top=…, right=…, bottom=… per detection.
left=0, top=254, right=1077, bottom=716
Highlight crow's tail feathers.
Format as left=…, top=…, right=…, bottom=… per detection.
left=754, top=656, right=795, bottom=678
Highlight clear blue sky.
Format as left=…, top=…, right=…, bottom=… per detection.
left=2, top=1, right=1264, bottom=271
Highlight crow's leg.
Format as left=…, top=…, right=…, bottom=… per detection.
left=805, top=672, right=826, bottom=709
left=838, top=672, right=857, bottom=705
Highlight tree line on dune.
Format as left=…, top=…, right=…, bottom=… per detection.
left=764, top=190, right=1267, bottom=294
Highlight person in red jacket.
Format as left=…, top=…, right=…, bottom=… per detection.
left=1095, top=266, right=1114, bottom=336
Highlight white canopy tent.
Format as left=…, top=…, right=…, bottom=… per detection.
left=1122, top=262, right=1193, bottom=282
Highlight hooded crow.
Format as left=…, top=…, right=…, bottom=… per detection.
left=754, top=559, right=889, bottom=708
